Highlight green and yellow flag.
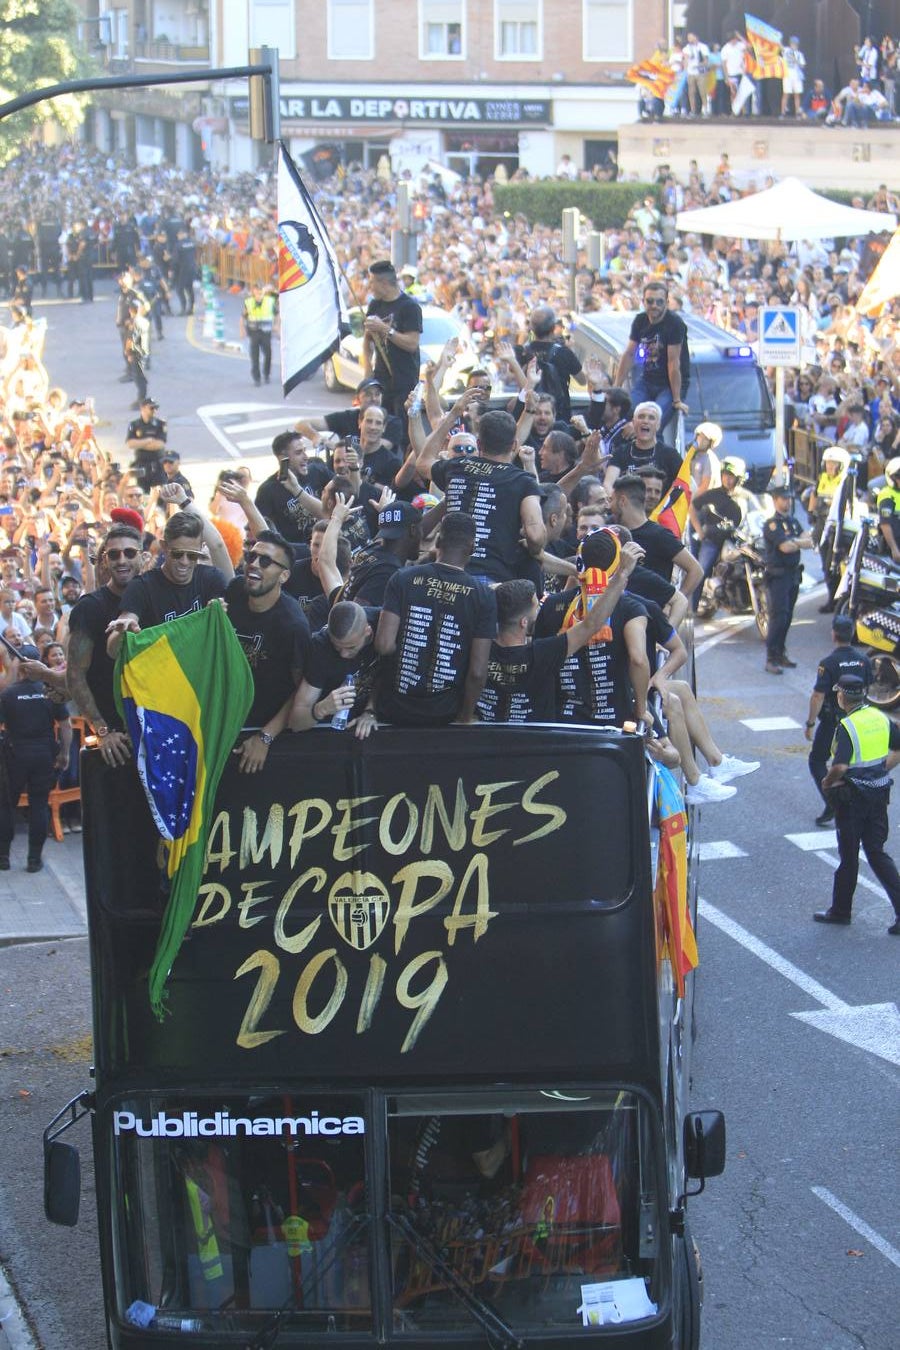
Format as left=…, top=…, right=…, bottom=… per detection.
left=115, top=603, right=253, bottom=1018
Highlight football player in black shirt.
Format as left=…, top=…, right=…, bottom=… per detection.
left=615, top=280, right=690, bottom=429
left=363, top=260, right=423, bottom=416
left=67, top=521, right=146, bottom=765
left=611, top=474, right=703, bottom=601
left=290, top=601, right=380, bottom=738
left=375, top=511, right=497, bottom=726
left=478, top=539, right=642, bottom=723
left=255, top=431, right=332, bottom=543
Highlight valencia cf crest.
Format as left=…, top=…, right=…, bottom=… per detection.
left=278, top=220, right=319, bottom=293
left=328, top=872, right=391, bottom=950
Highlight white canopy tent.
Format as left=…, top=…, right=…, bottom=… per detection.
left=675, top=177, right=896, bottom=242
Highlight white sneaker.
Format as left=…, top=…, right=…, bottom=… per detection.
left=708, top=754, right=760, bottom=784
left=685, top=774, right=738, bottom=805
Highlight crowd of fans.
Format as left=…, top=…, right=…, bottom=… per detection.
left=638, top=31, right=900, bottom=124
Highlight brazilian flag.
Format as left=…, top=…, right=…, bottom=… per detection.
left=115, top=603, right=253, bottom=1018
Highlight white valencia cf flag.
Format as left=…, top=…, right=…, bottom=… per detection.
left=277, top=142, right=350, bottom=394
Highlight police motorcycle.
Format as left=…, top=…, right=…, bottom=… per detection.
left=838, top=511, right=900, bottom=711
left=694, top=458, right=771, bottom=638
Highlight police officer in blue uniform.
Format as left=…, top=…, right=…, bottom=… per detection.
left=805, top=614, right=873, bottom=826
left=817, top=673, right=900, bottom=934
left=0, top=645, right=72, bottom=873
left=763, top=485, right=815, bottom=674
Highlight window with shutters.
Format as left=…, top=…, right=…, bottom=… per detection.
left=583, top=0, right=632, bottom=62
left=327, top=0, right=374, bottom=60
left=420, top=0, right=465, bottom=59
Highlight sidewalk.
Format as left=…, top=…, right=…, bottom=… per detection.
left=0, top=833, right=86, bottom=946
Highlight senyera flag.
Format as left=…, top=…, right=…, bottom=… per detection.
left=626, top=56, right=677, bottom=101
left=277, top=140, right=350, bottom=394
left=745, top=12, right=785, bottom=80
left=652, top=762, right=698, bottom=998
left=115, top=604, right=253, bottom=1018
left=650, top=443, right=697, bottom=540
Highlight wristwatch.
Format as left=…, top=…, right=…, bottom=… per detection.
left=805, top=721, right=815, bottom=728
left=256, top=730, right=274, bottom=745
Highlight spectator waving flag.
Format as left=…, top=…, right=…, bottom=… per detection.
left=650, top=444, right=697, bottom=539
left=745, top=13, right=785, bottom=79
left=625, top=56, right=677, bottom=101
left=115, top=604, right=253, bottom=1018
left=277, top=141, right=350, bottom=395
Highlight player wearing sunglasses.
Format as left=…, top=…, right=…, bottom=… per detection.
left=67, top=522, right=147, bottom=766
left=106, top=496, right=233, bottom=662
left=226, top=530, right=311, bottom=774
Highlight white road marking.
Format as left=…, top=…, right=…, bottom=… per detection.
left=811, top=1188, right=900, bottom=1271
left=226, top=415, right=296, bottom=433
left=699, top=899, right=900, bottom=1066
left=230, top=435, right=284, bottom=450
left=813, top=850, right=895, bottom=899
left=697, top=841, right=748, bottom=861
left=740, top=716, right=802, bottom=731
left=786, top=831, right=839, bottom=850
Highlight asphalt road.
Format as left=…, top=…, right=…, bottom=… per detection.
left=0, top=280, right=896, bottom=1348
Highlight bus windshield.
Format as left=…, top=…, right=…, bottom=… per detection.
left=108, top=1086, right=665, bottom=1339
left=690, top=362, right=775, bottom=423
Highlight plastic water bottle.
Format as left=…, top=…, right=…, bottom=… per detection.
left=409, top=380, right=425, bottom=415
left=125, top=1301, right=202, bottom=1331
left=331, top=674, right=356, bottom=730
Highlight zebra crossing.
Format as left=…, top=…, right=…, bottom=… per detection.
left=197, top=402, right=300, bottom=461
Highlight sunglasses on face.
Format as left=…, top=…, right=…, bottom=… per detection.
left=244, top=550, right=285, bottom=569
left=168, top=548, right=203, bottom=562
left=105, top=547, right=139, bottom=561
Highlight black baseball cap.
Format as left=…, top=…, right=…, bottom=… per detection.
left=161, top=450, right=180, bottom=462
left=377, top=502, right=421, bottom=538
left=140, top=397, right=159, bottom=408
left=357, top=377, right=383, bottom=394
left=832, top=614, right=855, bottom=640
left=834, top=673, right=866, bottom=693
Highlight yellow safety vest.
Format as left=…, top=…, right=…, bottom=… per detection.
left=815, top=470, right=842, bottom=500
left=875, top=483, right=900, bottom=515
left=837, top=703, right=890, bottom=769
left=244, top=295, right=276, bottom=328
left=185, top=1175, right=225, bottom=1282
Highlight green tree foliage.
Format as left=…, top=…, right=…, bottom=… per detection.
left=493, top=181, right=658, bottom=230
left=0, top=0, right=91, bottom=164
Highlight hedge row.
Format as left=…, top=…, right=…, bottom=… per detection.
left=492, top=181, right=656, bottom=230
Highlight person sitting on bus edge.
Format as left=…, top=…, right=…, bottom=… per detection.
left=374, top=511, right=496, bottom=727
left=604, top=402, right=683, bottom=493
left=610, top=473, right=703, bottom=601
left=289, top=600, right=379, bottom=738
left=225, top=529, right=311, bottom=774
left=614, top=279, right=689, bottom=431
left=477, top=539, right=643, bottom=723
left=293, top=376, right=403, bottom=455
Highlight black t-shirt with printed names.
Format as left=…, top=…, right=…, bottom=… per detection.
left=535, top=589, right=648, bottom=726
left=305, top=607, right=381, bottom=718
left=477, top=634, right=569, bottom=724
left=630, top=519, right=685, bottom=583
left=67, top=585, right=123, bottom=728
left=224, top=580, right=311, bottom=726
left=377, top=563, right=496, bottom=724
left=628, top=309, right=690, bottom=396
left=119, top=564, right=227, bottom=629
left=430, top=456, right=541, bottom=582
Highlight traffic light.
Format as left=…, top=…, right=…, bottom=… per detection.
left=249, top=46, right=280, bottom=142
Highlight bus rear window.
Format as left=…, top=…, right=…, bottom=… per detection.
left=386, top=1089, right=664, bottom=1335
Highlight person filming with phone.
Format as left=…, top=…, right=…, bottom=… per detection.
left=254, top=431, right=331, bottom=544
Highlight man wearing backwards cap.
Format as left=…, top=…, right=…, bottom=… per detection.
left=0, top=643, right=72, bottom=873
left=817, top=673, right=900, bottom=934
left=805, top=614, right=873, bottom=827
left=362, top=260, right=423, bottom=418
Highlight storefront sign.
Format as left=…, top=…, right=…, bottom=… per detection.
left=230, top=94, right=552, bottom=126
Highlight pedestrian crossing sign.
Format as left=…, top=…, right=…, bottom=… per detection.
left=759, top=306, right=801, bottom=366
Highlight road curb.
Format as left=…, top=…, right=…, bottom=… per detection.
left=0, top=1264, right=37, bottom=1350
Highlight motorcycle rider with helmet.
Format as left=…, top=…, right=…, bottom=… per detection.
left=689, top=454, right=746, bottom=611
left=808, top=446, right=851, bottom=614
left=876, top=456, right=900, bottom=565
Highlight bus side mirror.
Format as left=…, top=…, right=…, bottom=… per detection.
left=684, top=1110, right=726, bottom=1185
left=44, top=1141, right=81, bottom=1226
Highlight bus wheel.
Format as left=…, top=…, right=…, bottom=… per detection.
left=678, top=1224, right=702, bottom=1350
left=867, top=654, right=900, bottom=711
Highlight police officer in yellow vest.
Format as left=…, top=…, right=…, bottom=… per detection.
left=240, top=281, right=278, bottom=387
left=817, top=673, right=900, bottom=934
left=875, top=455, right=900, bottom=564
